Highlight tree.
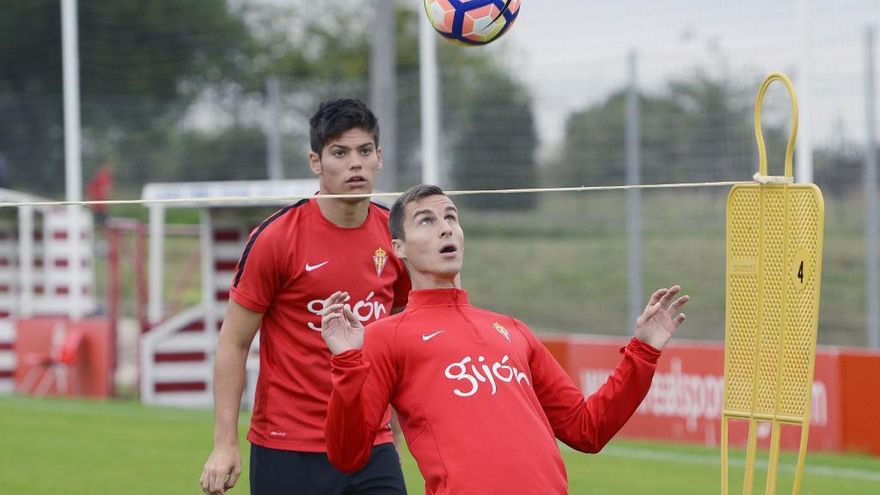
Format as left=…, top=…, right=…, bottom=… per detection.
left=0, top=0, right=539, bottom=198
left=813, top=144, right=868, bottom=196
left=0, top=0, right=255, bottom=195
left=552, top=90, right=689, bottom=186
left=389, top=7, right=538, bottom=206
left=551, top=70, right=787, bottom=187
left=449, top=65, right=538, bottom=210
left=666, top=71, right=756, bottom=182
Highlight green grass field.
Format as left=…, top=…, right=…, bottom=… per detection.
left=2, top=396, right=878, bottom=494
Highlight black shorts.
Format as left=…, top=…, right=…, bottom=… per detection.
left=249, top=442, right=407, bottom=495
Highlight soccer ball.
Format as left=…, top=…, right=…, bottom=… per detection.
left=423, top=0, right=521, bottom=46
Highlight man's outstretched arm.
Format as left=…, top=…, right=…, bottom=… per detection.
left=529, top=286, right=688, bottom=453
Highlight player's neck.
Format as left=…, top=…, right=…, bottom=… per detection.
left=315, top=196, right=370, bottom=228
left=410, top=271, right=462, bottom=290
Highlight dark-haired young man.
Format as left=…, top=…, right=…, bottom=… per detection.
left=321, top=184, right=689, bottom=495
left=200, top=99, right=411, bottom=495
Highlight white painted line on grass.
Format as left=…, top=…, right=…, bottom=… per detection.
left=0, top=396, right=251, bottom=426
left=594, top=445, right=880, bottom=483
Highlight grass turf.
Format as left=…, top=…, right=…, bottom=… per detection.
left=1, top=396, right=878, bottom=494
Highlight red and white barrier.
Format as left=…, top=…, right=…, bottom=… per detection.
left=0, top=188, right=96, bottom=395
left=39, top=207, right=96, bottom=316
left=137, top=180, right=324, bottom=408
left=0, top=214, right=17, bottom=392
left=140, top=219, right=254, bottom=407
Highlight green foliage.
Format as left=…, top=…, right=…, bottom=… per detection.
left=248, top=1, right=372, bottom=82
left=555, top=90, right=688, bottom=186
left=0, top=0, right=538, bottom=199
left=0, top=0, right=255, bottom=195
left=551, top=70, right=788, bottom=186
left=168, top=127, right=268, bottom=182
left=449, top=65, right=538, bottom=210
left=78, top=0, right=255, bottom=127
left=814, top=144, right=871, bottom=196
left=391, top=7, right=539, bottom=202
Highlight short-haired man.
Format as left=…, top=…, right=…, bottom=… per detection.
left=320, top=184, right=689, bottom=494
left=200, top=99, right=411, bottom=495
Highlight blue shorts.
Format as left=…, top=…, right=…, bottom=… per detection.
left=249, top=442, right=407, bottom=495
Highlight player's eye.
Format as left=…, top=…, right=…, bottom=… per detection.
left=332, top=149, right=346, bottom=158
left=418, top=216, right=433, bottom=225
left=445, top=214, right=457, bottom=223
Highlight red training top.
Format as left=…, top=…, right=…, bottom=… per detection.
left=326, top=288, right=660, bottom=495
left=231, top=198, right=410, bottom=452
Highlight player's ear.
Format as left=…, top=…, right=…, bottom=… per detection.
left=392, top=238, right=406, bottom=260
left=308, top=150, right=322, bottom=176
left=376, top=146, right=383, bottom=170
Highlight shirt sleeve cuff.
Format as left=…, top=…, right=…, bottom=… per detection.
left=620, top=337, right=662, bottom=363
left=229, top=290, right=268, bottom=313
left=331, top=349, right=366, bottom=368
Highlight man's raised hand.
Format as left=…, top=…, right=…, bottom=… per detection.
left=634, top=285, right=689, bottom=351
left=320, top=291, right=365, bottom=355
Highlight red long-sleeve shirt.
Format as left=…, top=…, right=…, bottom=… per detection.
left=326, top=288, right=661, bottom=494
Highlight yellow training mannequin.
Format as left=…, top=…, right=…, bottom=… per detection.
left=722, top=72, right=825, bottom=495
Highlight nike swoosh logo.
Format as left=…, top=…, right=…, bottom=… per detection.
left=305, top=261, right=329, bottom=272
left=422, top=330, right=445, bottom=341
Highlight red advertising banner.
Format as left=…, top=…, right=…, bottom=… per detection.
left=838, top=349, right=880, bottom=456
left=541, top=334, right=879, bottom=455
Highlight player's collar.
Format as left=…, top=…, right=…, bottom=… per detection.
left=408, top=288, right=470, bottom=308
